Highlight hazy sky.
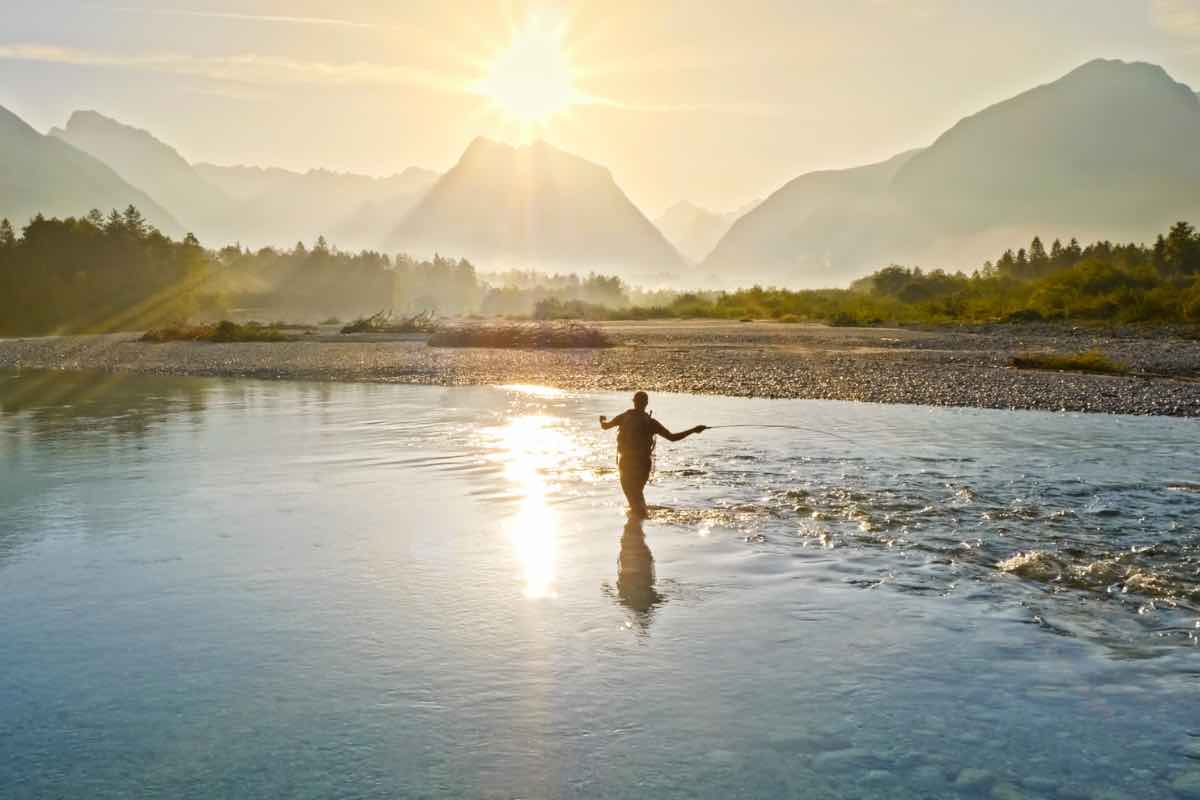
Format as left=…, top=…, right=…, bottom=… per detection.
left=2, top=0, right=1199, bottom=215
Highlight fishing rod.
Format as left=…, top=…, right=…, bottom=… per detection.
left=704, top=424, right=857, bottom=444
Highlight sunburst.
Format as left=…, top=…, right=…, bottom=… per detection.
left=473, top=12, right=585, bottom=131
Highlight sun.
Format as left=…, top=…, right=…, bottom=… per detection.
left=475, top=13, right=582, bottom=127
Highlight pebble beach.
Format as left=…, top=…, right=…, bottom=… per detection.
left=2, top=320, right=1200, bottom=417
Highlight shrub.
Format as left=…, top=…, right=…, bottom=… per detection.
left=1003, top=308, right=1045, bottom=323
left=428, top=321, right=612, bottom=349
left=1009, top=350, right=1128, bottom=375
left=141, top=320, right=292, bottom=343
left=533, top=298, right=613, bottom=320
left=827, top=311, right=864, bottom=327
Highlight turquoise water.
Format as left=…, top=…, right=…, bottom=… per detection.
left=2, top=371, right=1199, bottom=799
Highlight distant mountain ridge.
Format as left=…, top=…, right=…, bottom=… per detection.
left=703, top=150, right=921, bottom=281
left=703, top=58, right=1200, bottom=286
left=0, top=105, right=183, bottom=235
left=40, top=108, right=438, bottom=250
left=655, top=201, right=743, bottom=263
left=891, top=59, right=1200, bottom=231
left=51, top=110, right=230, bottom=242
left=194, top=163, right=439, bottom=251
left=385, top=137, right=685, bottom=278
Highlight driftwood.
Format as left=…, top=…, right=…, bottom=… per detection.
left=340, top=310, right=439, bottom=334
left=428, top=321, right=612, bottom=349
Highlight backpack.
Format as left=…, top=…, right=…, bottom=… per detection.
left=617, top=410, right=657, bottom=461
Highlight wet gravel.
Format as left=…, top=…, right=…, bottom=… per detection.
left=2, top=322, right=1200, bottom=417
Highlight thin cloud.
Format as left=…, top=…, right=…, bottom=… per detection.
left=1152, top=0, right=1200, bottom=38
left=0, top=43, right=466, bottom=92
left=868, top=0, right=949, bottom=18
left=109, top=6, right=377, bottom=30
left=584, top=95, right=786, bottom=117
left=0, top=42, right=771, bottom=116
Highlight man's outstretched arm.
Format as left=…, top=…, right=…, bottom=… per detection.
left=599, top=413, right=623, bottom=430
left=655, top=422, right=707, bottom=442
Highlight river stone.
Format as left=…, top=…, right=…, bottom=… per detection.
left=956, top=768, right=996, bottom=789
left=811, top=734, right=856, bottom=753
left=862, top=769, right=892, bottom=784
left=765, top=731, right=855, bottom=755
left=1021, top=776, right=1058, bottom=794
left=812, top=747, right=879, bottom=771
left=992, top=781, right=1025, bottom=800
left=910, top=764, right=947, bottom=791
left=705, top=748, right=737, bottom=765
left=1173, top=771, right=1200, bottom=800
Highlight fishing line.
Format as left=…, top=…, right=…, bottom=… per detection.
left=705, top=424, right=857, bottom=444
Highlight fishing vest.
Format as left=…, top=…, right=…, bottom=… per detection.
left=617, top=410, right=656, bottom=459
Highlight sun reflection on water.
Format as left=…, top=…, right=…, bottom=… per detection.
left=489, top=414, right=585, bottom=598
left=498, top=384, right=566, bottom=399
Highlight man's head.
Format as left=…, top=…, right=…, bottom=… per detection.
left=633, top=391, right=649, bottom=410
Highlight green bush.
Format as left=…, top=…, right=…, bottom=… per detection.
left=142, top=320, right=292, bottom=343
left=1009, top=350, right=1129, bottom=375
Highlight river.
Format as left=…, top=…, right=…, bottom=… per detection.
left=2, top=372, right=1198, bottom=799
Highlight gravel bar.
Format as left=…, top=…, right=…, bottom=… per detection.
left=2, top=321, right=1200, bottom=417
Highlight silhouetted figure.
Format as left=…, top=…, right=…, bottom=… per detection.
left=600, top=391, right=705, bottom=517
left=616, top=518, right=664, bottom=630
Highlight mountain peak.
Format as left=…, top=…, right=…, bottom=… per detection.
left=1068, top=57, right=1172, bottom=80
left=51, top=108, right=226, bottom=238
left=0, top=104, right=40, bottom=139
left=0, top=104, right=183, bottom=234
left=66, top=108, right=119, bottom=127
left=662, top=200, right=715, bottom=218
left=704, top=58, right=1200, bottom=286
left=387, top=137, right=682, bottom=274
left=656, top=201, right=741, bottom=264
left=55, top=109, right=185, bottom=156
left=461, top=135, right=511, bottom=162
left=1055, top=58, right=1198, bottom=103
left=51, top=109, right=198, bottom=175
left=457, top=136, right=613, bottom=179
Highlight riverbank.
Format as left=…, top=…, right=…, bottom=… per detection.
left=2, top=320, right=1200, bottom=416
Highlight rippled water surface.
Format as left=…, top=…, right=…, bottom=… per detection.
left=2, top=371, right=1200, bottom=799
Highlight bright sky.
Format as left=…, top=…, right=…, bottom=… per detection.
left=2, top=0, right=1199, bottom=214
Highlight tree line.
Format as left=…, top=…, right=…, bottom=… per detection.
left=3, top=208, right=1199, bottom=335
left=0, top=208, right=652, bottom=334
left=0, top=208, right=209, bottom=335
left=618, top=222, right=1200, bottom=325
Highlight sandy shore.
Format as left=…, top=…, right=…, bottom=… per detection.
left=2, top=320, right=1200, bottom=417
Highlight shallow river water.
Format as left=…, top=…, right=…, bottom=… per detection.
left=2, top=371, right=1199, bottom=799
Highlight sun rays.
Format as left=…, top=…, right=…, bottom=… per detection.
left=470, top=11, right=590, bottom=139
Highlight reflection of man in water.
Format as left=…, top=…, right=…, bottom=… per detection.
left=600, top=391, right=706, bottom=518
left=616, top=518, right=664, bottom=629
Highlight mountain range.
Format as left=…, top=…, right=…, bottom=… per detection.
left=702, top=58, right=1200, bottom=285
left=0, top=106, right=182, bottom=236
left=192, top=162, right=438, bottom=252
left=3, top=57, right=1199, bottom=286
left=50, top=110, right=230, bottom=243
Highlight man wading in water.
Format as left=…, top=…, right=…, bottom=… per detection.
left=600, top=391, right=707, bottom=518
